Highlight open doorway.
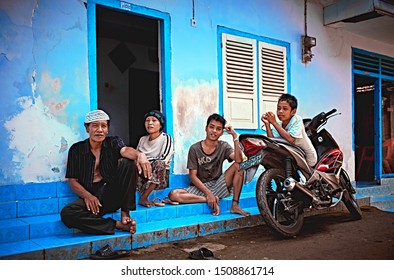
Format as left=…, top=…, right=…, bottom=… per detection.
left=382, top=80, right=394, bottom=176
left=96, top=5, right=161, bottom=147
left=354, top=75, right=376, bottom=182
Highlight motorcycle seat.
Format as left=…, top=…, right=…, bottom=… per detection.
left=272, top=137, right=306, bottom=158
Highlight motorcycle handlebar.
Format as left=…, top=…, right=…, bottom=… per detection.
left=306, top=108, right=338, bottom=132
left=325, top=108, right=337, bottom=117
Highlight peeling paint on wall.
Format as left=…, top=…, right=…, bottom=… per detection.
left=0, top=0, right=88, bottom=185
left=4, top=95, right=80, bottom=183
left=39, top=72, right=71, bottom=123
left=173, top=79, right=218, bottom=174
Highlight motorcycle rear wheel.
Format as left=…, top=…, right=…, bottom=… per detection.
left=256, top=168, right=304, bottom=238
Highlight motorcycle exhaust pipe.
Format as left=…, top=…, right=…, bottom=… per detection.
left=284, top=177, right=319, bottom=203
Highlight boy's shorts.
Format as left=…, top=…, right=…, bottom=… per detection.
left=183, top=173, right=233, bottom=199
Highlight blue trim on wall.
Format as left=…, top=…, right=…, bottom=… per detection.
left=217, top=29, right=223, bottom=117
left=374, top=78, right=382, bottom=181
left=86, top=1, right=172, bottom=140
left=351, top=67, right=355, bottom=153
left=87, top=0, right=175, bottom=177
left=217, top=26, right=290, bottom=48
left=352, top=47, right=394, bottom=181
left=217, top=26, right=291, bottom=135
left=87, top=1, right=97, bottom=109
left=160, top=14, right=173, bottom=140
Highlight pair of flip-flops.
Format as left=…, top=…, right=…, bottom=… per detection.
left=90, top=244, right=130, bottom=260
left=189, top=247, right=218, bottom=260
left=162, top=197, right=179, bottom=205
left=151, top=197, right=165, bottom=207
left=152, top=197, right=179, bottom=206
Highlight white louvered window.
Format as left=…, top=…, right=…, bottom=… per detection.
left=222, top=34, right=257, bottom=129
left=222, top=33, right=288, bottom=129
left=259, top=42, right=287, bottom=114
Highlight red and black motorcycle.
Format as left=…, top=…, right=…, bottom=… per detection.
left=239, top=109, right=362, bottom=238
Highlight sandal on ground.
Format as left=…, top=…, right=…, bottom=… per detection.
left=90, top=244, right=130, bottom=260
left=151, top=197, right=165, bottom=207
left=162, top=196, right=179, bottom=205
left=189, top=247, right=218, bottom=260
left=138, top=200, right=155, bottom=208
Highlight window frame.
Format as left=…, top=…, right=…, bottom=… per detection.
left=218, top=27, right=291, bottom=131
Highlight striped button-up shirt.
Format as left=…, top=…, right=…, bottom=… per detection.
left=65, top=136, right=126, bottom=191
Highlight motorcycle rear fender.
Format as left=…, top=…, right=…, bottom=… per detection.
left=243, top=165, right=259, bottom=185
left=239, top=151, right=264, bottom=184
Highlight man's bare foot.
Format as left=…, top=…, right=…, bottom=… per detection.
left=212, top=196, right=220, bottom=216
left=138, top=198, right=155, bottom=208
left=116, top=219, right=136, bottom=234
left=230, top=204, right=250, bottom=216
left=116, top=211, right=137, bottom=234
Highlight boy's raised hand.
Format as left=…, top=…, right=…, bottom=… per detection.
left=224, top=123, right=237, bottom=138
left=261, top=111, right=276, bottom=124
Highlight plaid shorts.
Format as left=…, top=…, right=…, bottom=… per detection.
left=184, top=173, right=233, bottom=199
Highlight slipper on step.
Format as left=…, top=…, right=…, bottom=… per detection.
left=189, top=247, right=218, bottom=260
left=162, top=196, right=179, bottom=205
left=151, top=197, right=165, bottom=207
left=90, top=244, right=130, bottom=260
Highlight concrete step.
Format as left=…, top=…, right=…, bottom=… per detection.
left=0, top=191, right=259, bottom=258
left=0, top=176, right=386, bottom=260
left=0, top=191, right=257, bottom=244
left=0, top=206, right=263, bottom=260
left=355, top=184, right=394, bottom=198
left=370, top=195, right=394, bottom=211
left=0, top=195, right=371, bottom=260
left=355, top=179, right=394, bottom=212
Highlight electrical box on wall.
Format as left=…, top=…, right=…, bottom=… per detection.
left=302, top=35, right=316, bottom=63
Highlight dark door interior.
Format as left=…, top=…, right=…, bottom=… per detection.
left=129, top=68, right=160, bottom=147
left=354, top=75, right=375, bottom=182
left=96, top=5, right=160, bottom=147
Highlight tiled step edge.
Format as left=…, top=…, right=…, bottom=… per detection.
left=0, top=206, right=263, bottom=260
left=0, top=196, right=370, bottom=260
left=370, top=195, right=394, bottom=210
left=355, top=184, right=394, bottom=197
left=0, top=193, right=258, bottom=244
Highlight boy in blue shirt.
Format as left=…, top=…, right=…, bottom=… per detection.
left=261, top=94, right=317, bottom=166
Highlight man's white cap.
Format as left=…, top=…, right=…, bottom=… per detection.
left=85, top=109, right=110, bottom=123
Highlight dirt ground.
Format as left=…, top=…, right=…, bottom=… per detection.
left=125, top=206, right=394, bottom=260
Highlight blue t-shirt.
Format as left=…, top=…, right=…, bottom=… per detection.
left=271, top=115, right=317, bottom=166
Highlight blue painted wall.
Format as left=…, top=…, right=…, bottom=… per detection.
left=1, top=0, right=393, bottom=190
left=1, top=0, right=87, bottom=185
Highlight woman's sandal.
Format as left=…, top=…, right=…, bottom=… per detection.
left=161, top=196, right=179, bottom=205
left=151, top=197, right=165, bottom=207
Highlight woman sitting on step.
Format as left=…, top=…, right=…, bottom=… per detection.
left=136, top=110, right=174, bottom=207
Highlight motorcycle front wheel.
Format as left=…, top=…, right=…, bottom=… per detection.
left=256, top=168, right=304, bottom=238
left=340, top=170, right=362, bottom=220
